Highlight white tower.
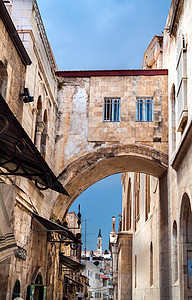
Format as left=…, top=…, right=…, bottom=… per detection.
left=97, top=229, right=102, bottom=256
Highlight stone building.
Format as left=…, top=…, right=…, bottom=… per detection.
left=109, top=173, right=160, bottom=299
left=0, top=1, right=82, bottom=299
left=110, top=0, right=192, bottom=299
left=1, top=0, right=192, bottom=299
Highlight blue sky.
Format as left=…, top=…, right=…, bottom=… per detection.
left=38, top=0, right=171, bottom=70
left=37, top=0, right=171, bottom=250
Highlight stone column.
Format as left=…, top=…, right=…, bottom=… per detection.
left=159, top=171, right=171, bottom=299
left=35, top=121, right=44, bottom=151
left=111, top=244, right=118, bottom=300
left=118, top=232, right=132, bottom=300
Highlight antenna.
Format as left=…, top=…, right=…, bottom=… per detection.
left=82, top=219, right=92, bottom=258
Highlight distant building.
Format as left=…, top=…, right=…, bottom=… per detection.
left=82, top=260, right=103, bottom=300
left=97, top=229, right=103, bottom=256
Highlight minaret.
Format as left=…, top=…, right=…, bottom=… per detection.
left=97, top=229, right=102, bottom=256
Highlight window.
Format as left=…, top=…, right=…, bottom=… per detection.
left=95, top=273, right=100, bottom=279
left=171, top=84, right=176, bottom=151
left=150, top=242, right=153, bottom=287
left=41, top=109, right=48, bottom=158
left=12, top=280, right=20, bottom=300
left=176, top=32, right=187, bottom=132
left=145, top=175, right=150, bottom=221
left=136, top=98, right=154, bottom=122
left=103, top=98, right=120, bottom=122
left=126, top=178, right=132, bottom=231
left=135, top=255, right=137, bottom=288
left=95, top=292, right=100, bottom=298
left=135, top=173, right=140, bottom=230
left=172, top=221, right=178, bottom=283
left=0, top=61, right=8, bottom=99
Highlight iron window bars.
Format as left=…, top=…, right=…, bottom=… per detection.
left=103, top=98, right=121, bottom=122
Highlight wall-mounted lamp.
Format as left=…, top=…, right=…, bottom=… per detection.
left=20, top=87, right=34, bottom=103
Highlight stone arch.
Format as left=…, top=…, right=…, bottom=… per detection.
left=52, top=143, right=168, bottom=219
left=31, top=266, right=46, bottom=285
left=179, top=192, right=192, bottom=299
left=0, top=60, right=8, bottom=99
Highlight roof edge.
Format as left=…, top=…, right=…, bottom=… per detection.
left=56, top=69, right=168, bottom=77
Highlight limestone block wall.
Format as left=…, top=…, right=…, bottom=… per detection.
left=0, top=3, right=61, bottom=299
left=56, top=74, right=168, bottom=175
left=163, top=0, right=192, bottom=298
left=163, top=0, right=192, bottom=153
left=0, top=17, right=25, bottom=122
left=119, top=172, right=160, bottom=300
left=6, top=0, right=58, bottom=171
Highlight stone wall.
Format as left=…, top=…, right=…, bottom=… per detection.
left=163, top=0, right=192, bottom=298
left=7, top=0, right=58, bottom=171
left=56, top=74, right=168, bottom=174
left=0, top=17, right=25, bottom=122
left=118, top=172, right=161, bottom=300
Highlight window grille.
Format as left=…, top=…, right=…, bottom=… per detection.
left=136, top=98, right=154, bottom=122
left=103, top=98, right=120, bottom=122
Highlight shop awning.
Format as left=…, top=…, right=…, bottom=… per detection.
left=64, top=275, right=84, bottom=286
left=60, top=253, right=84, bottom=271
left=32, top=213, right=81, bottom=244
left=0, top=94, right=69, bottom=196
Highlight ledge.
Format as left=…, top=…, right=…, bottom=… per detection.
left=171, top=117, right=192, bottom=171
left=56, top=69, right=168, bottom=78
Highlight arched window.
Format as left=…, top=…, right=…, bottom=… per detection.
left=135, top=173, right=140, bottom=230
left=172, top=220, right=178, bottom=283
left=126, top=178, right=132, bottom=230
left=135, top=255, right=137, bottom=288
left=35, top=273, right=43, bottom=285
left=171, top=84, right=176, bottom=152
left=145, top=174, right=150, bottom=221
left=150, top=242, right=153, bottom=287
left=0, top=60, right=8, bottom=99
left=123, top=207, right=125, bottom=231
left=12, top=280, right=20, bottom=300
left=34, top=96, right=43, bottom=150
left=180, top=193, right=192, bottom=296
left=41, top=109, right=48, bottom=158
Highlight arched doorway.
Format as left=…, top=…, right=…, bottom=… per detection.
left=180, top=192, right=192, bottom=299
left=12, top=279, right=20, bottom=300
left=26, top=272, right=47, bottom=300
left=34, top=274, right=44, bottom=300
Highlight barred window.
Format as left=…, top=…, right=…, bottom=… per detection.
left=136, top=98, right=154, bottom=122
left=95, top=273, right=100, bottom=279
left=103, top=98, right=121, bottom=122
